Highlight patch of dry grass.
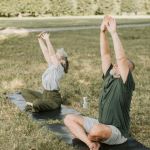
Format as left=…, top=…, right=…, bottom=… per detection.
left=1, top=78, right=24, bottom=91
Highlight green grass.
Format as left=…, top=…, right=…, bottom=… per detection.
left=0, top=18, right=150, bottom=29
left=0, top=23, right=150, bottom=149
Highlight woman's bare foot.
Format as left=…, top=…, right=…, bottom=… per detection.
left=26, top=102, right=33, bottom=106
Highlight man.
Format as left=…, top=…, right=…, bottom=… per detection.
left=64, top=16, right=135, bottom=150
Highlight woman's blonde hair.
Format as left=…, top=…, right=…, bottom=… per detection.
left=57, top=48, right=68, bottom=58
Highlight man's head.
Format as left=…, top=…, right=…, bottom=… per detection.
left=56, top=48, right=69, bottom=73
left=127, top=59, right=135, bottom=71
left=111, top=59, right=135, bottom=77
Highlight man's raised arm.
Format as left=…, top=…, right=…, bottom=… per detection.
left=100, top=16, right=112, bottom=75
left=106, top=17, right=129, bottom=83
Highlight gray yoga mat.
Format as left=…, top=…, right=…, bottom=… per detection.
left=6, top=92, right=150, bottom=150
left=7, top=92, right=80, bottom=120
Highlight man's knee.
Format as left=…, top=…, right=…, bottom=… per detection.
left=64, top=114, right=76, bottom=125
left=64, top=114, right=83, bottom=127
left=89, top=124, right=111, bottom=140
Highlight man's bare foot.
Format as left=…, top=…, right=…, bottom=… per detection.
left=88, top=142, right=100, bottom=150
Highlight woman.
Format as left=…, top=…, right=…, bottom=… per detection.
left=22, top=32, right=69, bottom=112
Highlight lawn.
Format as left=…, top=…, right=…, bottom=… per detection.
left=0, top=21, right=150, bottom=149
left=0, top=18, right=150, bottom=29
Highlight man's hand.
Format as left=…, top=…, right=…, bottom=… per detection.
left=100, top=15, right=110, bottom=33
left=106, top=17, right=117, bottom=34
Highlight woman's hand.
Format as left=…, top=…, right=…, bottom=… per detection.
left=41, top=32, right=50, bottom=41
left=37, top=32, right=44, bottom=39
left=37, top=32, right=50, bottom=41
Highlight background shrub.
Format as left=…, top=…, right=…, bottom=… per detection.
left=0, top=0, right=149, bottom=17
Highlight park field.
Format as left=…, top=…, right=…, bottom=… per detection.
left=0, top=20, right=150, bottom=149
left=0, top=18, right=150, bottom=29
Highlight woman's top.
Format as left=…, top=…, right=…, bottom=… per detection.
left=42, top=55, right=64, bottom=91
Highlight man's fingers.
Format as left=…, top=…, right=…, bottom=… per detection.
left=104, top=15, right=110, bottom=20
left=109, top=18, right=114, bottom=27
left=106, top=23, right=110, bottom=30
left=113, top=18, right=116, bottom=25
left=101, top=16, right=116, bottom=32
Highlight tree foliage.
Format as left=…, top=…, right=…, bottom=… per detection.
left=0, top=0, right=149, bottom=17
